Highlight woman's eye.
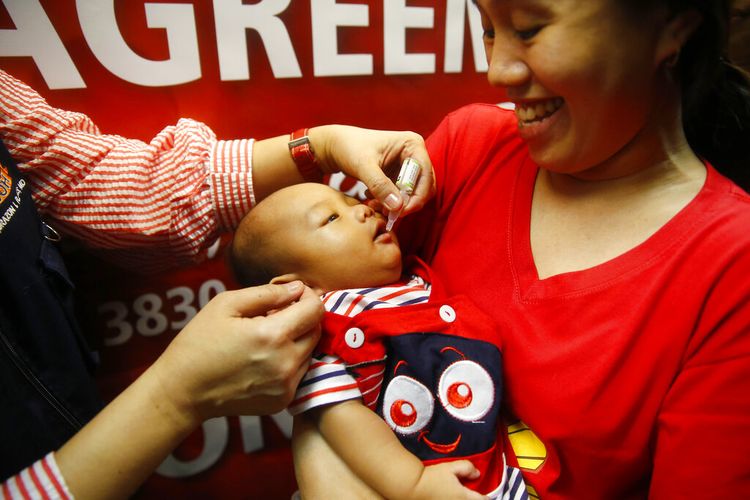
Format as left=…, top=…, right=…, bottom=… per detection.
left=482, top=27, right=495, bottom=40
left=515, top=26, right=542, bottom=41
left=326, top=214, right=339, bottom=224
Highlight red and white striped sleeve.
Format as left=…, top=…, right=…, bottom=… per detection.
left=1, top=453, right=73, bottom=500
left=0, top=69, right=256, bottom=268
left=288, top=354, right=363, bottom=416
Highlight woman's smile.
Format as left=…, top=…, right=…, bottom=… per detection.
left=514, top=98, right=565, bottom=141
left=514, top=98, right=564, bottom=125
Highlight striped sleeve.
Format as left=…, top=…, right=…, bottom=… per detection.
left=287, top=355, right=362, bottom=415
left=1, top=453, right=73, bottom=499
left=0, top=69, right=255, bottom=268
left=501, top=466, right=529, bottom=500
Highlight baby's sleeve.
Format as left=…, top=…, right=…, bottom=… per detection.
left=287, top=354, right=362, bottom=415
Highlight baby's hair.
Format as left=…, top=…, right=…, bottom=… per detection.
left=229, top=207, right=283, bottom=288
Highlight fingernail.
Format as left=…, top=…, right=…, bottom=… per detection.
left=384, top=193, right=401, bottom=211
left=284, top=281, right=303, bottom=293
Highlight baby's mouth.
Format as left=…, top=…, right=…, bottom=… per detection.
left=515, top=98, right=564, bottom=126
left=374, top=217, right=387, bottom=238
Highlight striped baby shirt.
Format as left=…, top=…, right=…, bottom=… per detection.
left=288, top=274, right=430, bottom=415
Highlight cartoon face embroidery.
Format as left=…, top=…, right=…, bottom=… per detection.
left=378, top=333, right=503, bottom=460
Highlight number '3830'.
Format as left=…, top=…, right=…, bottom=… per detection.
left=96, top=279, right=226, bottom=346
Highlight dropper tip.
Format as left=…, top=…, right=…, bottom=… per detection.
left=386, top=213, right=397, bottom=231
left=385, top=192, right=409, bottom=231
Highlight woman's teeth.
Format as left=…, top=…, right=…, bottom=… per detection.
left=515, top=98, right=563, bottom=124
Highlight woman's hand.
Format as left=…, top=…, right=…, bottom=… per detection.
left=151, top=281, right=323, bottom=425
left=49, top=282, right=322, bottom=500
left=311, top=125, right=436, bottom=216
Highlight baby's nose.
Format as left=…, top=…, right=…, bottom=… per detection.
left=355, top=203, right=373, bottom=221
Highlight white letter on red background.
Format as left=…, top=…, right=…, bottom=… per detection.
left=214, top=0, right=301, bottom=80
left=311, top=0, right=373, bottom=77
left=383, top=0, right=434, bottom=75
left=444, top=0, right=487, bottom=73
left=155, top=412, right=293, bottom=478
left=76, top=0, right=200, bottom=87
left=0, top=0, right=84, bottom=89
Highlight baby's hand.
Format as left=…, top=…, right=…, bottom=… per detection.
left=411, top=460, right=488, bottom=500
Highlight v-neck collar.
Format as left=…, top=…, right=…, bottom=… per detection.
left=509, top=159, right=713, bottom=302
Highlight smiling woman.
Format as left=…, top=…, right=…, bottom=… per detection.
left=294, top=0, right=750, bottom=498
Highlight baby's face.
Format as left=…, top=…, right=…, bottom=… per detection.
left=267, top=183, right=403, bottom=292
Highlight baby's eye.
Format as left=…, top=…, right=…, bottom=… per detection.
left=326, top=214, right=339, bottom=224
left=482, top=27, right=495, bottom=40
left=514, top=26, right=542, bottom=41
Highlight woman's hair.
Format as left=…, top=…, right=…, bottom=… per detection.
left=627, top=0, right=750, bottom=191
left=679, top=0, right=750, bottom=191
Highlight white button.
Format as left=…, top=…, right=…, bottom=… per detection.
left=345, top=327, right=365, bottom=348
left=439, top=305, right=456, bottom=323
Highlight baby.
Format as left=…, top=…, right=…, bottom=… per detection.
left=231, top=183, right=527, bottom=500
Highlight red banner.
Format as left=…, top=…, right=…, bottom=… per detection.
left=1, top=1, right=497, bottom=497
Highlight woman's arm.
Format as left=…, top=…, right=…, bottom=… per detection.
left=1, top=70, right=434, bottom=269
left=252, top=125, right=434, bottom=216
left=649, top=255, right=750, bottom=498
left=2, top=281, right=323, bottom=499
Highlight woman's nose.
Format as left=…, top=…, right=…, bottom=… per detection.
left=486, top=42, right=531, bottom=89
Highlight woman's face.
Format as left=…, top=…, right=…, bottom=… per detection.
left=477, top=0, right=670, bottom=176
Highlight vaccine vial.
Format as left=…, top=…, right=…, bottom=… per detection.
left=386, top=158, right=421, bottom=231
